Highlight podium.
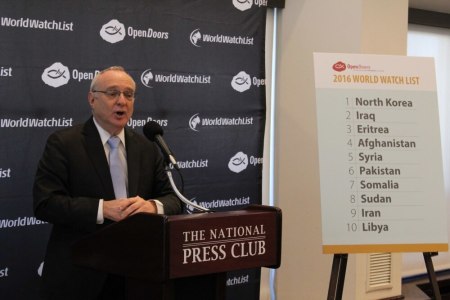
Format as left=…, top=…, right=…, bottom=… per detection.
left=72, top=204, right=282, bottom=299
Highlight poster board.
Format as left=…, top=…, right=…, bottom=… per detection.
left=314, top=52, right=448, bottom=254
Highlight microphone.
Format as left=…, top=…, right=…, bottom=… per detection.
left=143, top=121, right=180, bottom=170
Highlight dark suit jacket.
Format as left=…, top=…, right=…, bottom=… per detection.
left=33, top=117, right=181, bottom=299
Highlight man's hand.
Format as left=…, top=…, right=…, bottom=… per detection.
left=103, top=196, right=157, bottom=222
left=122, top=196, right=157, bottom=216
left=103, top=199, right=130, bottom=222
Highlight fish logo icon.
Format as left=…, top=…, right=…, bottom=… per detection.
left=228, top=151, right=249, bottom=173
left=333, top=61, right=346, bottom=72
left=233, top=0, right=253, bottom=11
left=231, top=71, right=251, bottom=92
left=41, top=62, right=70, bottom=88
left=100, top=19, right=126, bottom=44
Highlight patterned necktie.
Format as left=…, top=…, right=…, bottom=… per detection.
left=107, top=136, right=127, bottom=199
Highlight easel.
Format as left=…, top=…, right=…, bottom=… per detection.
left=327, top=252, right=442, bottom=300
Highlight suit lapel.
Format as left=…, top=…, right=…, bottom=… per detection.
left=82, top=118, right=116, bottom=200
left=125, top=129, right=140, bottom=197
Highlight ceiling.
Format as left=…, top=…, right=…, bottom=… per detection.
left=409, top=0, right=450, bottom=13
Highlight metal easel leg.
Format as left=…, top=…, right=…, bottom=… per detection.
left=423, top=252, right=441, bottom=300
left=327, top=254, right=348, bottom=300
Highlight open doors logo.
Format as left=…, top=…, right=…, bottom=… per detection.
left=332, top=61, right=346, bottom=72
left=231, top=71, right=251, bottom=92
left=100, top=19, right=126, bottom=44
left=41, top=62, right=70, bottom=88
left=233, top=0, right=253, bottom=11
left=228, top=152, right=248, bottom=173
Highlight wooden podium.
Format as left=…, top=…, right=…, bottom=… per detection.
left=72, top=204, right=282, bottom=299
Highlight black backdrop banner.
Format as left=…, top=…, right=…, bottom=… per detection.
left=0, top=1, right=267, bottom=299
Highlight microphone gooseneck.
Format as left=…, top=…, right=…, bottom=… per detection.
left=143, top=121, right=209, bottom=212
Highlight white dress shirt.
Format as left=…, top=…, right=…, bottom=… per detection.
left=93, top=117, right=164, bottom=224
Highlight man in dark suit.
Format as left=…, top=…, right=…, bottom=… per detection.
left=33, top=66, right=181, bottom=299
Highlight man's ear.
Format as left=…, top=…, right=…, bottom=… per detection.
left=88, top=92, right=95, bottom=107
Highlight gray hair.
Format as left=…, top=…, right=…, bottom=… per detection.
left=90, top=66, right=135, bottom=90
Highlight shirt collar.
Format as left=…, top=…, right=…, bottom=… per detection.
left=92, top=117, right=126, bottom=147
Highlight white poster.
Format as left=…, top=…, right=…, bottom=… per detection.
left=314, top=52, right=448, bottom=254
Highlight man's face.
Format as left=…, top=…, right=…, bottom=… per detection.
left=88, top=70, right=136, bottom=135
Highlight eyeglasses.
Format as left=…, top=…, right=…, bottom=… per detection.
left=92, top=89, right=135, bottom=101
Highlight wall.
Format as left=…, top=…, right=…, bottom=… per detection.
left=403, top=23, right=450, bottom=277
left=274, top=0, right=408, bottom=299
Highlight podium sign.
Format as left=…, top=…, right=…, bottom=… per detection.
left=169, top=207, right=280, bottom=278
left=72, top=205, right=281, bottom=299
left=314, top=52, right=448, bottom=254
